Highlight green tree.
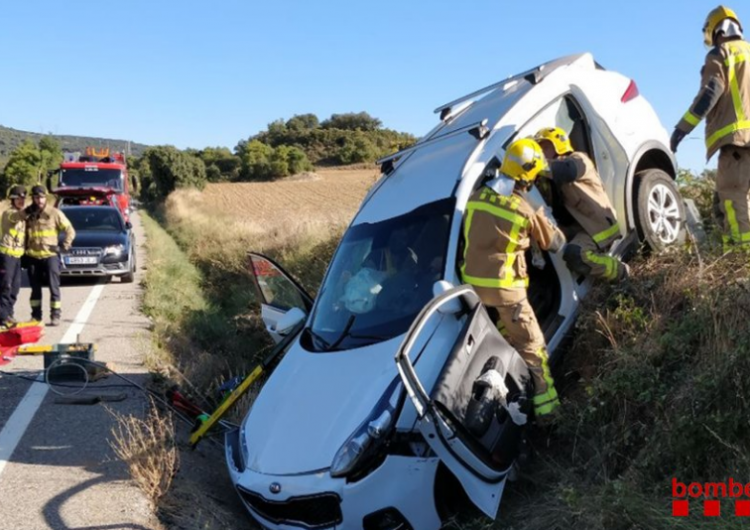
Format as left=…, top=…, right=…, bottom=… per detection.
left=269, top=145, right=291, bottom=177
left=321, top=112, right=382, bottom=131
left=138, top=146, right=207, bottom=201
left=286, top=113, right=319, bottom=131
left=287, top=146, right=313, bottom=174
left=238, top=140, right=274, bottom=181
left=1, top=139, right=42, bottom=193
left=336, top=133, right=378, bottom=164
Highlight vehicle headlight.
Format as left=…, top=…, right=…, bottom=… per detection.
left=239, top=419, right=250, bottom=470
left=104, top=244, right=125, bottom=256
left=330, top=378, right=402, bottom=478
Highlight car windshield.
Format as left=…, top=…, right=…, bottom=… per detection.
left=60, top=169, right=123, bottom=191
left=305, top=198, right=455, bottom=352
left=64, top=209, right=124, bottom=232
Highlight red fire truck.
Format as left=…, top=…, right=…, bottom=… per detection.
left=54, top=147, right=132, bottom=221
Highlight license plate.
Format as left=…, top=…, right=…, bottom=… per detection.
left=65, top=256, right=98, bottom=265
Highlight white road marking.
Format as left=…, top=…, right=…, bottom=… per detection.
left=0, top=282, right=105, bottom=479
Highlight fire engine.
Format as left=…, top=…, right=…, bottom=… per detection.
left=54, top=147, right=132, bottom=221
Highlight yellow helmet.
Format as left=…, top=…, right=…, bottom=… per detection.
left=534, top=127, right=573, bottom=156
left=703, top=6, right=742, bottom=46
left=500, top=138, right=548, bottom=184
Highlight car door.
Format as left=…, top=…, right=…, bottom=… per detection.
left=247, top=252, right=314, bottom=343
left=395, top=285, right=532, bottom=519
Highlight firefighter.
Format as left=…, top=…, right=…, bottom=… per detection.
left=534, top=127, right=629, bottom=282
left=25, top=185, right=75, bottom=326
left=0, top=185, right=28, bottom=328
left=461, top=138, right=566, bottom=422
left=671, top=6, right=750, bottom=249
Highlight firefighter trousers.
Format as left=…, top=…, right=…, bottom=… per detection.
left=485, top=296, right=560, bottom=417
left=562, top=231, right=626, bottom=282
left=717, top=146, right=750, bottom=248
left=0, top=253, right=21, bottom=322
left=29, top=256, right=61, bottom=320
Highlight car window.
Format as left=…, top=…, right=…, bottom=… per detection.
left=304, top=198, right=454, bottom=352
left=64, top=209, right=123, bottom=231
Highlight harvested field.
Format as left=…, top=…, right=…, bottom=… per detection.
left=199, top=167, right=379, bottom=228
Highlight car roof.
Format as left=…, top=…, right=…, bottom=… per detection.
left=354, top=54, right=596, bottom=225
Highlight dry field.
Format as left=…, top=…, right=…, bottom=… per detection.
left=164, top=166, right=380, bottom=278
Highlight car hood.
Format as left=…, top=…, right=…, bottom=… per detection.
left=69, top=231, right=128, bottom=248
left=242, top=336, right=402, bottom=475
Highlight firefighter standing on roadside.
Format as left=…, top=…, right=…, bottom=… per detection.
left=0, top=186, right=28, bottom=328
left=534, top=127, right=629, bottom=282
left=671, top=6, right=750, bottom=249
left=461, top=138, right=566, bottom=422
left=25, top=185, right=75, bottom=326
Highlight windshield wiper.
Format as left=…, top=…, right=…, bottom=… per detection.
left=327, top=314, right=356, bottom=351
left=305, top=327, right=331, bottom=351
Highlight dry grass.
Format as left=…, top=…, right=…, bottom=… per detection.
left=109, top=400, right=179, bottom=509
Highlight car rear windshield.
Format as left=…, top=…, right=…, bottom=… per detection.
left=60, top=169, right=123, bottom=191
left=65, top=209, right=124, bottom=231
left=304, top=198, right=455, bottom=352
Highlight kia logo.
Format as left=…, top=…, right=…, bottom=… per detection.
left=269, top=482, right=281, bottom=494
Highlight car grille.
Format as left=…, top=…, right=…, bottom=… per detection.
left=237, top=487, right=342, bottom=529
left=68, top=248, right=102, bottom=256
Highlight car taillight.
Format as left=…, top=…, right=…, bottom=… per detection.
left=621, top=79, right=639, bottom=103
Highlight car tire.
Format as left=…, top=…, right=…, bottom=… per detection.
left=122, top=251, right=136, bottom=283
left=634, top=169, right=686, bottom=252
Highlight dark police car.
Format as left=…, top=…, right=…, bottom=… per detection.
left=59, top=205, right=136, bottom=282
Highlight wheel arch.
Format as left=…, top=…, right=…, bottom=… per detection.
left=624, top=141, right=677, bottom=229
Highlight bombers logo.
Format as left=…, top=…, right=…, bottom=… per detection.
left=672, top=478, right=750, bottom=517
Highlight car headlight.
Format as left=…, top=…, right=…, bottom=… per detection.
left=239, top=418, right=250, bottom=470
left=104, top=244, right=125, bottom=256
left=330, top=377, right=403, bottom=478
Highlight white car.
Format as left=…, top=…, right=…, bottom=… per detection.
left=226, top=53, right=684, bottom=530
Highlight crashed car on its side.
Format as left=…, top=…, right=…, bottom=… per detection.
left=227, top=53, right=685, bottom=530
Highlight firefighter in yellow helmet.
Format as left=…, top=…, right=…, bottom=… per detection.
left=461, top=138, right=566, bottom=422
left=534, top=127, right=629, bottom=282
left=671, top=6, right=750, bottom=248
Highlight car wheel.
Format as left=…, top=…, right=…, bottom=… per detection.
left=635, top=169, right=686, bottom=251
left=122, top=252, right=136, bottom=283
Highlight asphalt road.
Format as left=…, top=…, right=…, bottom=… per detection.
left=0, top=212, right=160, bottom=530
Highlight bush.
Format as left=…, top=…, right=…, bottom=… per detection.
left=138, top=146, right=207, bottom=201
left=336, top=133, right=378, bottom=164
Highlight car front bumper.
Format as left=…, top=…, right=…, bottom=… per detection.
left=60, top=253, right=130, bottom=277
left=225, top=429, right=442, bottom=530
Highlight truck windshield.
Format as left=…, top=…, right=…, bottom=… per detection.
left=304, top=198, right=455, bottom=352
left=60, top=169, right=123, bottom=191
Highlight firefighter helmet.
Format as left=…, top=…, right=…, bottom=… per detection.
left=500, top=138, right=548, bottom=184
left=534, top=127, right=574, bottom=156
left=31, top=185, right=47, bottom=197
left=8, top=185, right=26, bottom=200
left=704, top=6, right=743, bottom=46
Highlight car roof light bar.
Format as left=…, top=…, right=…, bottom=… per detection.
left=434, top=53, right=586, bottom=118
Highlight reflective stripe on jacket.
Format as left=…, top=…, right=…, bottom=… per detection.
left=554, top=152, right=621, bottom=250
left=461, top=186, right=565, bottom=297
left=677, top=39, right=750, bottom=160
left=0, top=206, right=26, bottom=258
left=25, top=206, right=75, bottom=259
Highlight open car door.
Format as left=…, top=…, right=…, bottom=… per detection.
left=395, top=285, right=532, bottom=519
left=247, top=252, right=314, bottom=343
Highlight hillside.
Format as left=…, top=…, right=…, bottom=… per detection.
left=0, top=124, right=148, bottom=158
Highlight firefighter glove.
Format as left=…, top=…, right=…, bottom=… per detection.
left=670, top=128, right=686, bottom=153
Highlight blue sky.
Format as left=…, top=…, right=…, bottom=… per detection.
left=0, top=1, right=738, bottom=172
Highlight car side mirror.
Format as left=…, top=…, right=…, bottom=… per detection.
left=125, top=221, right=132, bottom=229
left=433, top=280, right=462, bottom=314
left=274, top=307, right=306, bottom=336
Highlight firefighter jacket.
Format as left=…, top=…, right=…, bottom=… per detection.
left=0, top=207, right=27, bottom=258
left=25, top=205, right=75, bottom=259
left=548, top=151, right=621, bottom=250
left=677, top=38, right=750, bottom=160
left=461, top=185, right=565, bottom=306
